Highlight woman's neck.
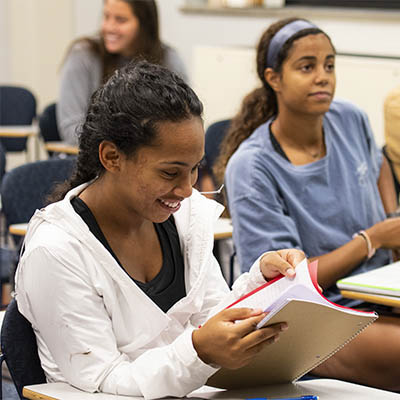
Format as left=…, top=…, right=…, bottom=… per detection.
left=271, top=111, right=326, bottom=164
left=273, top=109, right=324, bottom=145
left=79, top=177, right=149, bottom=237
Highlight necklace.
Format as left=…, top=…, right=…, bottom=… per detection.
left=299, top=140, right=324, bottom=159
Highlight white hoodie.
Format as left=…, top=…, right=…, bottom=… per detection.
left=15, top=183, right=267, bottom=399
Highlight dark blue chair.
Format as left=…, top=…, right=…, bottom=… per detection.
left=0, top=86, right=37, bottom=153
left=0, top=157, right=76, bottom=305
left=203, top=119, right=231, bottom=186
left=0, top=298, right=46, bottom=399
left=1, top=157, right=76, bottom=231
left=38, top=103, right=61, bottom=157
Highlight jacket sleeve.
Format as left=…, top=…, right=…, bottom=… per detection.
left=15, top=246, right=218, bottom=399
left=56, top=44, right=100, bottom=146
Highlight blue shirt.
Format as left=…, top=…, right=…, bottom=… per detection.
left=225, top=99, right=391, bottom=304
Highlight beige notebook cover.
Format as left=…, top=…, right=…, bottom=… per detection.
left=207, top=260, right=377, bottom=389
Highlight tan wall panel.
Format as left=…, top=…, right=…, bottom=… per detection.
left=8, top=0, right=74, bottom=112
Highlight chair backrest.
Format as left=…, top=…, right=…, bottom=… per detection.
left=1, top=298, right=46, bottom=399
left=0, top=142, right=6, bottom=183
left=204, top=119, right=231, bottom=184
left=38, top=103, right=61, bottom=144
left=0, top=86, right=37, bottom=152
left=1, top=157, right=76, bottom=228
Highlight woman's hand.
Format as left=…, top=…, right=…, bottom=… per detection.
left=192, top=307, right=287, bottom=369
left=367, top=217, right=400, bottom=250
left=260, top=249, right=306, bottom=281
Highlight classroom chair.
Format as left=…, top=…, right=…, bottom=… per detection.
left=200, top=119, right=239, bottom=286
left=0, top=298, right=46, bottom=400
left=203, top=119, right=231, bottom=186
left=0, top=157, right=76, bottom=306
left=0, top=86, right=37, bottom=153
left=1, top=156, right=76, bottom=233
left=38, top=103, right=61, bottom=157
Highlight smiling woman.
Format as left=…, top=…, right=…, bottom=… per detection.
left=57, top=0, right=188, bottom=146
left=14, top=60, right=305, bottom=398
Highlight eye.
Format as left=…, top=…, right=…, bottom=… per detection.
left=300, top=63, right=313, bottom=73
left=325, top=62, right=335, bottom=72
left=115, top=16, right=128, bottom=23
left=162, top=171, right=178, bottom=179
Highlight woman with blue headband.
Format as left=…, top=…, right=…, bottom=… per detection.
left=215, top=17, right=400, bottom=390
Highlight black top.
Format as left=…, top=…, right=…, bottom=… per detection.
left=71, top=197, right=186, bottom=313
left=269, top=124, right=290, bottom=162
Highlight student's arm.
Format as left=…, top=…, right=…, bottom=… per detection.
left=57, top=43, right=100, bottom=146
left=378, top=154, right=398, bottom=214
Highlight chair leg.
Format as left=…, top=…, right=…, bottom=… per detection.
left=229, top=251, right=236, bottom=288
left=0, top=353, right=5, bottom=400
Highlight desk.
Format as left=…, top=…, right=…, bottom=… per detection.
left=340, top=290, right=400, bottom=308
left=213, top=217, right=232, bottom=240
left=9, top=223, right=28, bottom=236
left=0, top=125, right=40, bottom=160
left=9, top=219, right=233, bottom=239
left=0, top=125, right=38, bottom=138
left=23, top=379, right=400, bottom=399
left=44, top=141, right=78, bottom=155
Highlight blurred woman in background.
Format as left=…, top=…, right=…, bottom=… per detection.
left=57, top=0, right=187, bottom=145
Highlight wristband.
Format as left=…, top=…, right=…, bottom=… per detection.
left=352, top=230, right=376, bottom=260
left=386, top=211, right=400, bottom=219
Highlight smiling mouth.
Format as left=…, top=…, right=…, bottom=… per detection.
left=158, top=199, right=181, bottom=212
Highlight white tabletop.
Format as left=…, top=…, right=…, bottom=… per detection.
left=213, top=217, right=232, bottom=240
left=23, top=379, right=400, bottom=400
left=0, top=125, right=38, bottom=136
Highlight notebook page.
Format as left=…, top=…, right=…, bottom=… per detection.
left=230, top=258, right=312, bottom=310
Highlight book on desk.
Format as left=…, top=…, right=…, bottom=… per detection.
left=337, top=261, right=400, bottom=298
left=207, top=259, right=377, bottom=389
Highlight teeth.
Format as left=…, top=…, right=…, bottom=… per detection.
left=104, top=34, right=119, bottom=42
left=160, top=199, right=179, bottom=208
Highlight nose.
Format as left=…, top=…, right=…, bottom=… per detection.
left=173, top=175, right=193, bottom=199
left=102, top=18, right=116, bottom=33
left=315, top=66, right=330, bottom=86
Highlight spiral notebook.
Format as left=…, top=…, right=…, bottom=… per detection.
left=207, top=259, right=378, bottom=389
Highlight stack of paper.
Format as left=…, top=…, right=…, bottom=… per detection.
left=337, top=261, right=400, bottom=297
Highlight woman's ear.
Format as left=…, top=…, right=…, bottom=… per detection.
left=264, top=67, right=281, bottom=93
left=98, top=141, right=122, bottom=173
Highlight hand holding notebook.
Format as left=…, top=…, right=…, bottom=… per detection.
left=207, top=259, right=378, bottom=389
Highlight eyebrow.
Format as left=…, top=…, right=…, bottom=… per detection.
left=296, top=54, right=335, bottom=62
left=160, top=161, right=190, bottom=167
left=160, top=156, right=205, bottom=168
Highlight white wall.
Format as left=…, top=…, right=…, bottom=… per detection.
left=73, top=0, right=102, bottom=38
left=2, top=0, right=75, bottom=111
left=157, top=2, right=400, bottom=83
left=2, top=1, right=400, bottom=124
left=0, top=0, right=10, bottom=82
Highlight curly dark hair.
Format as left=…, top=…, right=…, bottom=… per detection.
left=213, top=17, right=333, bottom=185
left=51, top=60, right=203, bottom=201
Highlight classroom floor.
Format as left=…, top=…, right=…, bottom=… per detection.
left=3, top=378, right=18, bottom=399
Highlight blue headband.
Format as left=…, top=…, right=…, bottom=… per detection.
left=266, top=20, right=318, bottom=68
